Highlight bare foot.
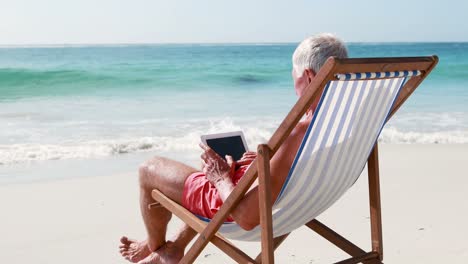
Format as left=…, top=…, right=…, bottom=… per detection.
left=137, top=241, right=184, bottom=264
left=119, top=236, right=151, bottom=263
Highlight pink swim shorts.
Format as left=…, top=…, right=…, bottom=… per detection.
left=181, top=165, right=248, bottom=222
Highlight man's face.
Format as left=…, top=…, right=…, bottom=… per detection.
left=292, top=68, right=309, bottom=97
left=292, top=67, right=320, bottom=112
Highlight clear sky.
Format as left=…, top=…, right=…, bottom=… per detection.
left=1, top=0, right=467, bottom=45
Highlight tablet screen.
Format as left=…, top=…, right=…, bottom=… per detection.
left=205, top=135, right=247, bottom=161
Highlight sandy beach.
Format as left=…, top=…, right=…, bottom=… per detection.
left=1, top=144, right=467, bottom=263
left=2, top=1, right=467, bottom=263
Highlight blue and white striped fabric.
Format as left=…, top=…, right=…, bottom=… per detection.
left=336, top=70, right=420, bottom=81
left=206, top=74, right=408, bottom=241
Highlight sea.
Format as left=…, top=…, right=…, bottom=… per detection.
left=1, top=43, right=467, bottom=181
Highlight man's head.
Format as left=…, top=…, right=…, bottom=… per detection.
left=292, top=33, right=348, bottom=98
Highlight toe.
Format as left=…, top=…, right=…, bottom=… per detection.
left=120, top=236, right=130, bottom=244
left=119, top=244, right=129, bottom=249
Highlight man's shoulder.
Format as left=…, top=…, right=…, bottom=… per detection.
left=286, top=120, right=311, bottom=146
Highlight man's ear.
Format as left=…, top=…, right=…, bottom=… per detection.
left=304, top=68, right=316, bottom=83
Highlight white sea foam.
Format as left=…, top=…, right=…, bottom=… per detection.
left=0, top=136, right=198, bottom=165
left=0, top=118, right=274, bottom=165
left=1, top=126, right=467, bottom=165
left=1, top=112, right=467, bottom=166
left=379, top=127, right=468, bottom=144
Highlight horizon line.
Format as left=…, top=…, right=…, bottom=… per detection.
left=1, top=41, right=467, bottom=48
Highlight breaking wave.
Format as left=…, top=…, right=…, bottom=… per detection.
left=1, top=127, right=467, bottom=165
left=379, top=127, right=468, bottom=144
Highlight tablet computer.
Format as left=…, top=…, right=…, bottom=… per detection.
left=201, top=131, right=249, bottom=161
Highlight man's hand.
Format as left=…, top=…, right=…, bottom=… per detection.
left=199, top=143, right=233, bottom=185
left=236, top=151, right=257, bottom=167
left=199, top=143, right=236, bottom=201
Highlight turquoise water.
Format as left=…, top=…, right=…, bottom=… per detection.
left=1, top=43, right=467, bottom=166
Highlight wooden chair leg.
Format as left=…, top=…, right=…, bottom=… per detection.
left=306, top=219, right=379, bottom=264
left=333, top=252, right=382, bottom=264
left=367, top=143, right=383, bottom=260
left=211, top=234, right=257, bottom=263
left=306, top=219, right=367, bottom=257
left=258, top=144, right=275, bottom=264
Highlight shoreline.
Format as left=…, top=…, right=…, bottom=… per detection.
left=1, top=143, right=467, bottom=186
left=1, top=144, right=467, bottom=263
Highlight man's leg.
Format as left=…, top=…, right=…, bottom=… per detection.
left=139, top=156, right=196, bottom=250
left=120, top=156, right=198, bottom=263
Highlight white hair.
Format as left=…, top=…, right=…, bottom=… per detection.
left=292, top=33, right=348, bottom=75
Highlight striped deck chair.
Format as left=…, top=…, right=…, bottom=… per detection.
left=151, top=56, right=438, bottom=264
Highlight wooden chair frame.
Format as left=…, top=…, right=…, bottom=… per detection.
left=151, top=56, right=438, bottom=263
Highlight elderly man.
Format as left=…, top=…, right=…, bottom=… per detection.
left=119, top=33, right=348, bottom=264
